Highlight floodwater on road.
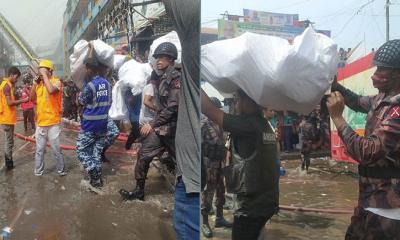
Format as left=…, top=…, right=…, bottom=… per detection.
left=0, top=122, right=175, bottom=240
left=206, top=158, right=359, bottom=240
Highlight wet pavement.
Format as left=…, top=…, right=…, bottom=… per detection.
left=205, top=158, right=359, bottom=240
left=0, top=121, right=175, bottom=240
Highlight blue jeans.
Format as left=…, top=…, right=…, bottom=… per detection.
left=173, top=177, right=200, bottom=240
left=284, top=126, right=293, bottom=151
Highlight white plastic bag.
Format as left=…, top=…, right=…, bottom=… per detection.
left=69, top=40, right=89, bottom=90
left=113, top=54, right=128, bottom=70
left=70, top=39, right=115, bottom=89
left=201, top=27, right=338, bottom=114
left=108, top=80, right=129, bottom=120
left=148, top=31, right=182, bottom=68
left=118, top=60, right=152, bottom=95
left=109, top=60, right=153, bottom=120
left=92, top=39, right=115, bottom=68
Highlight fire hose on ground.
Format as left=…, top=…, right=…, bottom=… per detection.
left=278, top=205, right=353, bottom=214
left=12, top=132, right=137, bottom=155
left=61, top=118, right=128, bottom=142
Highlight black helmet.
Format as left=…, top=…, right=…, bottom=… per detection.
left=373, top=39, right=400, bottom=69
left=153, top=42, right=178, bottom=60
left=210, top=97, right=222, bottom=109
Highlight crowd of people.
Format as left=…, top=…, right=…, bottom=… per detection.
left=0, top=0, right=203, bottom=239
left=1, top=1, right=399, bottom=238
left=0, top=40, right=198, bottom=239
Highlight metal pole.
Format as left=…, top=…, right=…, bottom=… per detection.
left=129, top=3, right=135, bottom=56
left=125, top=0, right=131, bottom=52
left=386, top=0, right=390, bottom=41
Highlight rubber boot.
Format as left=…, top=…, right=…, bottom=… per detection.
left=5, top=155, right=14, bottom=170
left=88, top=168, right=103, bottom=188
left=201, top=214, right=213, bottom=238
left=215, top=207, right=232, bottom=228
left=119, top=179, right=145, bottom=201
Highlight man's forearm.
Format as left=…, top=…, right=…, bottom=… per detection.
left=201, top=89, right=223, bottom=127
left=332, top=83, right=367, bottom=113
left=43, top=76, right=58, bottom=94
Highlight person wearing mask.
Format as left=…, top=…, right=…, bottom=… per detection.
left=328, top=39, right=400, bottom=239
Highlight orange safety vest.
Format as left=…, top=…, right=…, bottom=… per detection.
left=35, top=77, right=63, bottom=127
left=0, top=78, right=17, bottom=125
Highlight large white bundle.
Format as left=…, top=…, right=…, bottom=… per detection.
left=92, top=39, right=115, bottom=68
left=113, top=54, right=128, bottom=70
left=69, top=40, right=89, bottom=89
left=109, top=60, right=152, bottom=120
left=148, top=31, right=182, bottom=68
left=108, top=80, right=129, bottom=120
left=69, top=39, right=115, bottom=89
left=201, top=27, right=338, bottom=114
left=118, top=60, right=152, bottom=95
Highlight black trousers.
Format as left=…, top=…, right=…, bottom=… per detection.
left=232, top=214, right=273, bottom=240
left=125, top=121, right=141, bottom=149
left=23, top=109, right=35, bottom=130
left=134, top=131, right=176, bottom=180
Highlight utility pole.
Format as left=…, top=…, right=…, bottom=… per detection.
left=386, top=0, right=390, bottom=41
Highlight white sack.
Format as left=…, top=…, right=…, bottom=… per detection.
left=109, top=60, right=152, bottom=120
left=118, top=59, right=152, bottom=96
left=92, top=39, right=115, bottom=68
left=148, top=31, right=182, bottom=68
left=70, top=39, right=115, bottom=89
left=108, top=80, right=129, bottom=120
left=69, top=40, right=89, bottom=90
left=201, top=27, right=338, bottom=114
left=114, top=54, right=128, bottom=70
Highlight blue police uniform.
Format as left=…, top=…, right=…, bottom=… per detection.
left=77, top=76, right=111, bottom=186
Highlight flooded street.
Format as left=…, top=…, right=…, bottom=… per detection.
left=207, top=158, right=359, bottom=240
left=0, top=121, right=175, bottom=240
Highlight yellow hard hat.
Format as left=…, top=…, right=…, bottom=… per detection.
left=39, top=59, right=54, bottom=71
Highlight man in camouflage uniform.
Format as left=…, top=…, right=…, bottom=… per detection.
left=201, top=97, right=232, bottom=238
left=119, top=42, right=180, bottom=201
left=63, top=78, right=79, bottom=121
left=300, top=111, right=319, bottom=171
left=328, top=39, right=400, bottom=239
